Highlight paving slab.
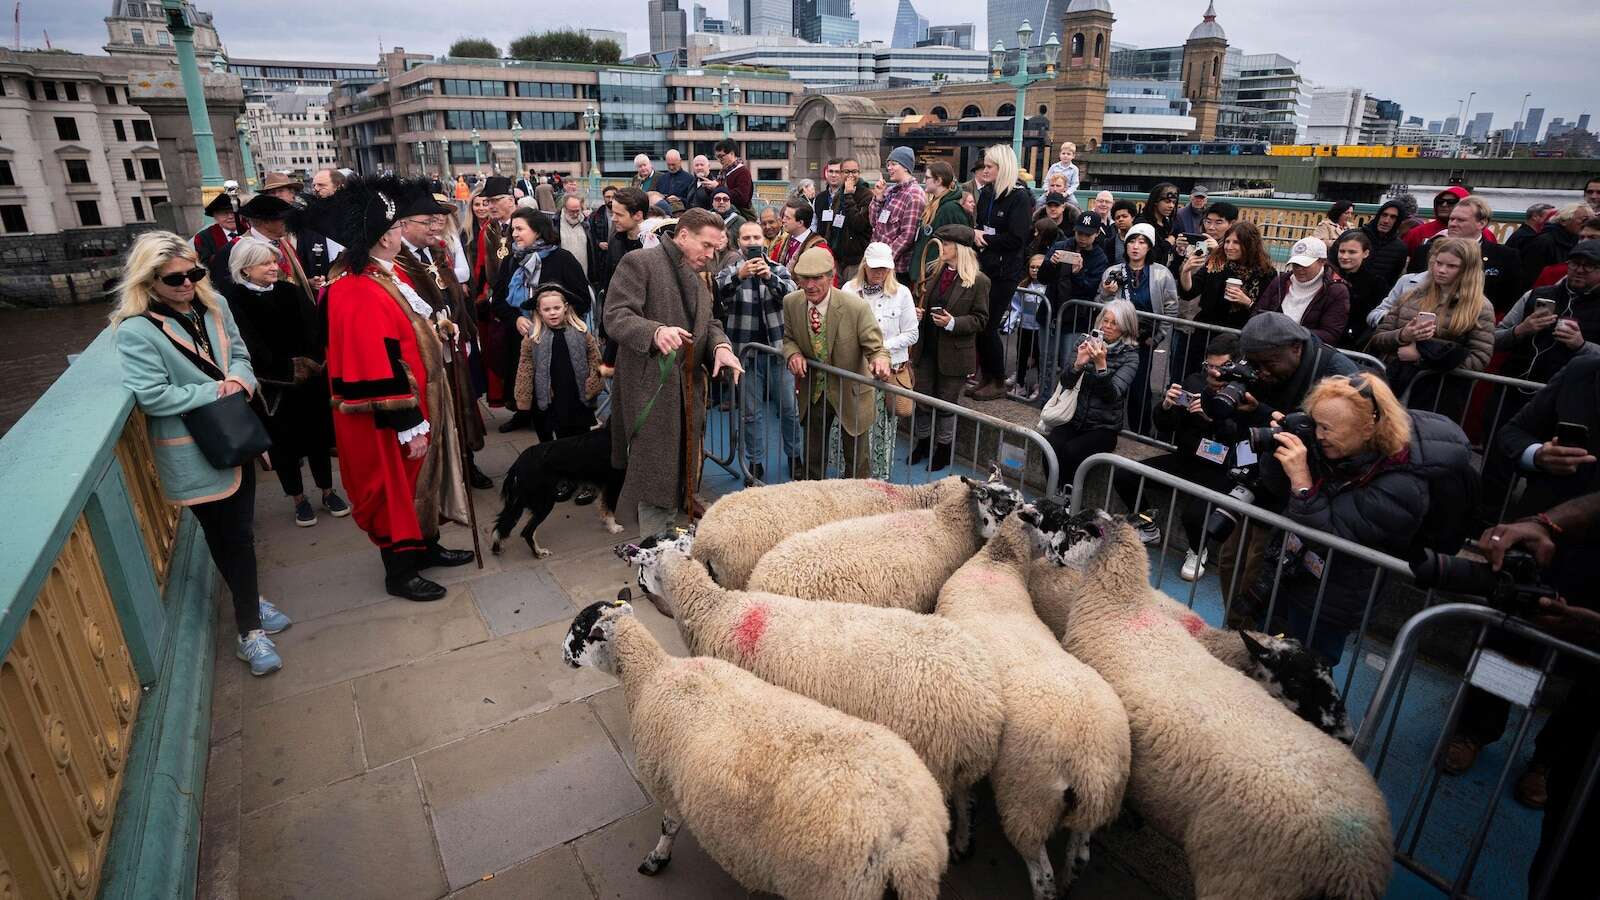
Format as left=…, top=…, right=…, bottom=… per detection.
left=513, top=504, right=632, bottom=558
left=198, top=731, right=242, bottom=900
left=242, top=589, right=489, bottom=707
left=254, top=545, right=392, bottom=623
left=465, top=566, right=577, bottom=637
left=239, top=760, right=448, bottom=900
left=545, top=543, right=642, bottom=607
left=448, top=845, right=594, bottom=899
left=210, top=605, right=245, bottom=744
left=415, top=701, right=649, bottom=890
left=585, top=687, right=638, bottom=781
left=353, top=620, right=612, bottom=766
left=570, top=804, right=752, bottom=900
left=241, top=682, right=365, bottom=814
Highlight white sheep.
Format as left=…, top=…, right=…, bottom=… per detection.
left=561, top=598, right=950, bottom=900
left=1030, top=557, right=1354, bottom=742
left=1023, top=502, right=1392, bottom=900
left=692, top=475, right=969, bottom=588
left=933, top=510, right=1131, bottom=900
left=745, top=475, right=1023, bottom=613
left=617, top=532, right=1004, bottom=858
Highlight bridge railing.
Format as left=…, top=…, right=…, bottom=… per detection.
left=0, top=326, right=217, bottom=900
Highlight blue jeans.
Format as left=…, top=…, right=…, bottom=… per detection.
left=742, top=350, right=801, bottom=466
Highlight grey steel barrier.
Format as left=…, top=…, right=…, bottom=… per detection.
left=1352, top=603, right=1600, bottom=899
left=727, top=342, right=1062, bottom=496
left=998, top=285, right=1055, bottom=403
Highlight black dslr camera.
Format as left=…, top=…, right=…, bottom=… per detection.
left=1106, top=269, right=1129, bottom=289
left=1202, top=358, right=1260, bottom=422
left=1410, top=547, right=1557, bottom=618
left=1247, top=411, right=1318, bottom=457
left=1203, top=466, right=1259, bottom=545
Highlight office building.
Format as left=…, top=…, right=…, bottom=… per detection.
left=649, top=0, right=689, bottom=57
left=730, top=0, right=793, bottom=38
left=1464, top=111, right=1493, bottom=143
left=795, top=0, right=859, bottom=44
left=1427, top=119, right=1442, bottom=134
left=892, top=0, right=930, bottom=49
left=703, top=42, right=988, bottom=89
left=244, top=89, right=338, bottom=182
left=0, top=48, right=172, bottom=234
left=103, top=0, right=224, bottom=59
left=328, top=49, right=801, bottom=182
left=693, top=5, right=733, bottom=33
left=988, top=0, right=1067, bottom=52
left=1404, top=115, right=1423, bottom=127
left=1578, top=113, right=1592, bottom=133
left=1441, top=115, right=1459, bottom=136
left=1519, top=107, right=1544, bottom=144
left=921, top=24, right=975, bottom=50
left=1307, top=86, right=1365, bottom=146
left=686, top=32, right=808, bottom=65
left=227, top=58, right=380, bottom=101
left=1102, top=79, right=1195, bottom=139
left=1396, top=123, right=1460, bottom=156
left=1227, top=52, right=1308, bottom=144
left=584, top=29, right=630, bottom=56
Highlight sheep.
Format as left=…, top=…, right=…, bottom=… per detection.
left=616, top=531, right=1004, bottom=859
left=933, top=509, right=1131, bottom=900
left=1022, top=500, right=1393, bottom=900
left=692, top=475, right=969, bottom=588
left=744, top=474, right=1023, bottom=613
left=1029, top=553, right=1354, bottom=742
left=561, top=598, right=950, bottom=900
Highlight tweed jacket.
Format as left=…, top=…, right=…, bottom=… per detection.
left=781, top=287, right=889, bottom=436
left=917, top=267, right=991, bottom=377
left=114, top=301, right=258, bottom=505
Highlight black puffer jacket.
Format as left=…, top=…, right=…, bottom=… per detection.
left=1261, top=410, right=1474, bottom=630
left=1360, top=200, right=1409, bottom=292
left=1056, top=335, right=1140, bottom=432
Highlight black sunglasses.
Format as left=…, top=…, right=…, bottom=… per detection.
left=159, top=267, right=207, bottom=287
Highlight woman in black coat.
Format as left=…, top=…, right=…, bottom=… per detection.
left=223, top=236, right=346, bottom=526
left=971, top=144, right=1037, bottom=400
left=495, top=207, right=593, bottom=430
left=1331, top=230, right=1384, bottom=347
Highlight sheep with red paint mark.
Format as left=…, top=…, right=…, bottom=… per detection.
left=691, top=475, right=969, bottom=589
left=616, top=539, right=1005, bottom=861
left=1024, top=503, right=1392, bottom=900
left=561, top=598, right=950, bottom=900
left=744, top=474, right=1023, bottom=613
left=934, top=510, right=1132, bottom=900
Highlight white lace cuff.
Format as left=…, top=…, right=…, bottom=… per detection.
left=397, top=420, right=432, bottom=444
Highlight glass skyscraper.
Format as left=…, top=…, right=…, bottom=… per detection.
left=892, top=0, right=929, bottom=48
left=987, top=0, right=1066, bottom=50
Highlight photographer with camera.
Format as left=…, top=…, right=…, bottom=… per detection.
left=1257, top=373, right=1474, bottom=664
left=1110, top=333, right=1243, bottom=580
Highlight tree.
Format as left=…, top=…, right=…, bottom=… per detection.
left=448, top=37, right=500, bottom=59
left=508, top=29, right=620, bottom=64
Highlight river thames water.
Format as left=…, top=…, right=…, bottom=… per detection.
left=0, top=302, right=110, bottom=436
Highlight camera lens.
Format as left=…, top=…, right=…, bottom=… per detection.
left=1247, top=424, right=1282, bottom=454
left=1203, top=483, right=1256, bottom=545
left=1203, top=381, right=1248, bottom=421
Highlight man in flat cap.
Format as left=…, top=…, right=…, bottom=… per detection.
left=782, top=245, right=890, bottom=479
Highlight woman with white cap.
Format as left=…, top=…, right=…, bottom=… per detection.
left=1099, top=222, right=1179, bottom=433
left=835, top=242, right=918, bottom=479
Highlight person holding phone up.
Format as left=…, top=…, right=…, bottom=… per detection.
left=1496, top=239, right=1600, bottom=389
left=715, top=220, right=800, bottom=482
left=1368, top=236, right=1496, bottom=414
left=1039, top=210, right=1110, bottom=334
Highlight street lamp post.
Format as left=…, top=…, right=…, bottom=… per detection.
left=415, top=140, right=427, bottom=177
left=1510, top=91, right=1532, bottom=158
left=161, top=0, right=223, bottom=223
left=440, top=138, right=451, bottom=181
left=989, top=21, right=1059, bottom=176
left=510, top=117, right=524, bottom=183
left=235, top=114, right=258, bottom=191
left=712, top=75, right=741, bottom=139
left=582, top=104, right=601, bottom=205
left=470, top=127, right=482, bottom=170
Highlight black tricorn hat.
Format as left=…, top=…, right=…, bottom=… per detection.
left=204, top=193, right=238, bottom=215
left=304, top=175, right=424, bottom=272
left=398, top=189, right=455, bottom=218
left=481, top=175, right=514, bottom=198
left=237, top=194, right=293, bottom=220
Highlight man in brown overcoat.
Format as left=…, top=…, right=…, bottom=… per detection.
left=604, top=207, right=744, bottom=538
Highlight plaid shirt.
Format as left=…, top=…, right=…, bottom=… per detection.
left=870, top=179, right=926, bottom=272
left=715, top=258, right=796, bottom=348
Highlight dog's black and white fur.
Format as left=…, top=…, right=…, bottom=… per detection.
left=491, top=422, right=626, bottom=558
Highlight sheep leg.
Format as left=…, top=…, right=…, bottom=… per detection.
left=637, top=814, right=682, bottom=875
left=1023, top=844, right=1057, bottom=900
left=948, top=787, right=976, bottom=863
left=1057, top=830, right=1091, bottom=894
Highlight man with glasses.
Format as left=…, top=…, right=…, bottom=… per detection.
left=1403, top=185, right=1497, bottom=252
left=816, top=157, right=874, bottom=281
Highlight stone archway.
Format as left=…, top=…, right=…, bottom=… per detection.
left=791, top=94, right=889, bottom=181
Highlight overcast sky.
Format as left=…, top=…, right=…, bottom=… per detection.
left=33, top=0, right=1595, bottom=131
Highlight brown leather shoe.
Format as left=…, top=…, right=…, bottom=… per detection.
left=1441, top=735, right=1481, bottom=775
left=1514, top=763, right=1549, bottom=809
left=970, top=379, right=1009, bottom=401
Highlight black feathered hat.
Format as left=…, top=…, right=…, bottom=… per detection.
left=237, top=194, right=293, bottom=220
left=304, top=175, right=433, bottom=272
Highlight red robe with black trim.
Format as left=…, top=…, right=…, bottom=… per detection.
left=326, top=264, right=439, bottom=552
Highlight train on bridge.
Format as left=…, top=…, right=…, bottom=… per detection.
left=1092, top=141, right=1424, bottom=159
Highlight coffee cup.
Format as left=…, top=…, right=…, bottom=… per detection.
left=1225, top=278, right=1243, bottom=289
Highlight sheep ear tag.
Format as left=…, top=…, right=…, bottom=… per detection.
left=1238, top=629, right=1270, bottom=663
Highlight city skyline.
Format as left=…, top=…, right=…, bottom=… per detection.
left=26, top=0, right=1598, bottom=132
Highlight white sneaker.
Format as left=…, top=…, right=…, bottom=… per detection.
left=1135, top=522, right=1161, bottom=545
left=1180, top=548, right=1208, bottom=582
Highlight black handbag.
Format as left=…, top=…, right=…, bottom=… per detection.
left=181, top=390, right=272, bottom=468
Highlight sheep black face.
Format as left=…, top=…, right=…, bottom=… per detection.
left=563, top=599, right=634, bottom=674
left=615, top=527, right=695, bottom=600
left=962, top=474, right=1025, bottom=539
left=1022, top=498, right=1111, bottom=568
left=1239, top=630, right=1354, bottom=744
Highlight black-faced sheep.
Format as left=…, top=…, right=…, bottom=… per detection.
left=1023, top=501, right=1393, bottom=900
left=692, top=475, right=969, bottom=588
left=561, top=599, right=950, bottom=900
left=934, top=510, right=1131, bottom=900
left=616, top=533, right=1004, bottom=858
left=744, top=475, right=1023, bottom=613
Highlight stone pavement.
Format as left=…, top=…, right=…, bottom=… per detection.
left=197, top=410, right=1186, bottom=900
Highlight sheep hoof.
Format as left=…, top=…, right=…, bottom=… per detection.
left=535, top=548, right=553, bottom=559
left=638, top=854, right=671, bottom=876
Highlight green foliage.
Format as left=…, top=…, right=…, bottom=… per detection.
left=508, top=29, right=620, bottom=64
left=448, top=37, right=500, bottom=59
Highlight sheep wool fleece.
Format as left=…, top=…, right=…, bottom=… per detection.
left=935, top=515, right=1131, bottom=880
left=661, top=550, right=1003, bottom=797
left=746, top=482, right=984, bottom=612
left=1031, top=519, right=1392, bottom=900
left=693, top=476, right=967, bottom=589
left=611, top=616, right=949, bottom=900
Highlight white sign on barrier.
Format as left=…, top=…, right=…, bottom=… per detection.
left=998, top=442, right=1026, bottom=472
left=1469, top=649, right=1544, bottom=708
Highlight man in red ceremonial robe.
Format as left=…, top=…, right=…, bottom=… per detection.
left=192, top=192, right=241, bottom=264
left=318, top=177, right=474, bottom=601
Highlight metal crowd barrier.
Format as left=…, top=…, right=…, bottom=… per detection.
left=707, top=342, right=1061, bottom=496
left=1353, top=603, right=1600, bottom=899
left=1399, top=368, right=1547, bottom=526
left=998, top=285, right=1055, bottom=403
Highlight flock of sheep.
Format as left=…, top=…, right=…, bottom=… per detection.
left=561, top=475, right=1395, bottom=899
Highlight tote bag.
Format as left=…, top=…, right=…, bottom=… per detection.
left=1036, top=376, right=1081, bottom=433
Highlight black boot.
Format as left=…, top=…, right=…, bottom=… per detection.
left=382, top=548, right=447, bottom=601
left=909, top=438, right=931, bottom=465
left=573, top=484, right=598, bottom=506
left=498, top=410, right=533, bottom=433
left=467, top=452, right=493, bottom=489
left=422, top=541, right=476, bottom=568
left=553, top=479, right=576, bottom=502
left=930, top=442, right=953, bottom=471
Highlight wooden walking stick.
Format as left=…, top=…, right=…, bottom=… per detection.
left=438, top=311, right=485, bottom=568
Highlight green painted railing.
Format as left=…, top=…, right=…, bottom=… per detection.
left=0, top=326, right=216, bottom=899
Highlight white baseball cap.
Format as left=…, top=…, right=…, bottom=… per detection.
left=861, top=241, right=896, bottom=270
left=1287, top=237, right=1328, bottom=268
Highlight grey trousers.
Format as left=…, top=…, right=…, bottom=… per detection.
left=637, top=503, right=678, bottom=541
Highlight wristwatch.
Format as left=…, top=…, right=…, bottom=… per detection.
left=1293, top=486, right=1312, bottom=500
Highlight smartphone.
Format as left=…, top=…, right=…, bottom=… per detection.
left=1414, top=311, right=1437, bottom=326
left=1557, top=421, right=1589, bottom=446
left=1090, top=328, right=1105, bottom=341
left=743, top=246, right=764, bottom=261
left=929, top=306, right=945, bottom=316
left=1183, top=232, right=1208, bottom=245
left=1535, top=297, right=1558, bottom=316
left=1064, top=250, right=1084, bottom=265
left=1174, top=390, right=1195, bottom=406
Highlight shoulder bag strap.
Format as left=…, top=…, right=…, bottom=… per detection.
left=141, top=314, right=227, bottom=382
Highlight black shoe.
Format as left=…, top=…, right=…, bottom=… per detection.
left=386, top=575, right=447, bottom=601
left=573, top=485, right=598, bottom=506
left=498, top=411, right=533, bottom=433
left=930, top=443, right=953, bottom=471
left=553, top=479, right=576, bottom=502
left=909, top=438, right=931, bottom=465
left=746, top=462, right=764, bottom=485
left=423, top=546, right=476, bottom=568
left=469, top=466, right=493, bottom=490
